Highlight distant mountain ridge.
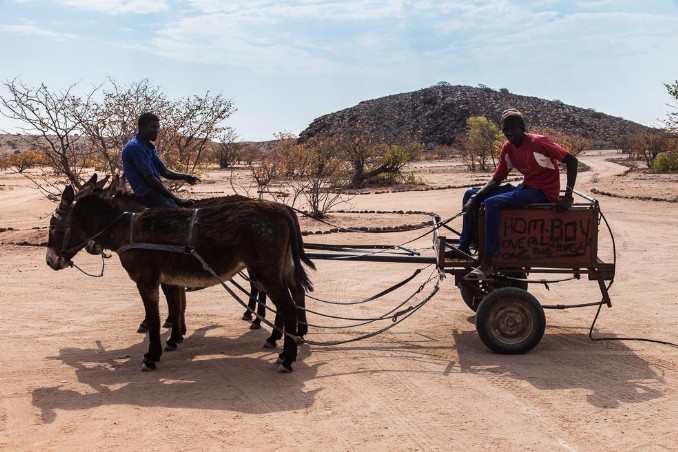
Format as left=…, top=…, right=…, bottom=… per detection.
left=299, top=84, right=651, bottom=149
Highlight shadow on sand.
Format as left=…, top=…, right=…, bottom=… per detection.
left=451, top=327, right=666, bottom=409
left=33, top=325, right=320, bottom=423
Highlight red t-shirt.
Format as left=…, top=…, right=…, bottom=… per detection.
left=492, top=133, right=570, bottom=202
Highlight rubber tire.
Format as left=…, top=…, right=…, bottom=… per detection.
left=475, top=287, right=545, bottom=354
left=459, top=272, right=528, bottom=312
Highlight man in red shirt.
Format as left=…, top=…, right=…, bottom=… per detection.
left=460, top=108, right=578, bottom=279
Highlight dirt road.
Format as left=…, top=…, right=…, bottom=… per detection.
left=0, top=152, right=676, bottom=451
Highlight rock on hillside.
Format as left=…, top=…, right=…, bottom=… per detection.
left=299, top=84, right=651, bottom=149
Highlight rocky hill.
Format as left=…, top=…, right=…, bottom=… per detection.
left=299, top=84, right=651, bottom=149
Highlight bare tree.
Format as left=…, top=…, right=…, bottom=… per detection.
left=334, top=134, right=419, bottom=187
left=74, top=79, right=172, bottom=176
left=160, top=92, right=235, bottom=180
left=624, top=130, right=677, bottom=168
left=664, top=80, right=678, bottom=135
left=0, top=78, right=236, bottom=198
left=0, top=79, right=94, bottom=197
left=295, top=137, right=352, bottom=218
left=250, top=151, right=280, bottom=199
left=213, top=129, right=242, bottom=168
left=531, top=126, right=591, bottom=157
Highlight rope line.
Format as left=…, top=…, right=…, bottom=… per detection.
left=307, top=267, right=425, bottom=305
left=300, top=271, right=440, bottom=327
left=236, top=267, right=440, bottom=329
left=587, top=302, right=678, bottom=348
left=583, top=209, right=676, bottom=348
left=188, top=250, right=303, bottom=344
left=70, top=254, right=106, bottom=277
left=293, top=209, right=463, bottom=262
left=193, top=249, right=442, bottom=344
left=302, top=279, right=441, bottom=346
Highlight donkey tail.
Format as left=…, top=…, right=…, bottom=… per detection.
left=287, top=208, right=315, bottom=292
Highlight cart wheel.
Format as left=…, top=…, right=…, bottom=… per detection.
left=459, top=271, right=528, bottom=312
left=475, top=287, right=545, bottom=354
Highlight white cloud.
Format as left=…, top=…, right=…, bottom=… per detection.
left=185, top=0, right=444, bottom=21
left=60, top=0, right=170, bottom=14
left=0, top=21, right=76, bottom=39
left=147, top=13, right=341, bottom=74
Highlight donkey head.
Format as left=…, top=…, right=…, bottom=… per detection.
left=46, top=185, right=77, bottom=270
left=46, top=174, right=113, bottom=268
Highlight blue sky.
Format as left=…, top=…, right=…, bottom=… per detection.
left=0, top=0, right=677, bottom=141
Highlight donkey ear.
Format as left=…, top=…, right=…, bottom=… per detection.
left=60, top=185, right=75, bottom=208
left=84, top=173, right=97, bottom=187
left=94, top=174, right=110, bottom=191
left=108, top=174, right=120, bottom=193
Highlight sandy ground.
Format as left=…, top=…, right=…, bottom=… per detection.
left=0, top=151, right=677, bottom=451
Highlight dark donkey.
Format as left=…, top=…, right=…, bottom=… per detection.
left=46, top=183, right=314, bottom=372
left=102, top=177, right=310, bottom=349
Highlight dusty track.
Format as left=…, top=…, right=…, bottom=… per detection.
left=0, top=151, right=676, bottom=451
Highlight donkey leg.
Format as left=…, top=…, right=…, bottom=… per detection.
left=289, top=283, right=307, bottom=338
left=137, top=282, right=163, bottom=370
left=161, top=284, right=173, bottom=328
left=164, top=285, right=185, bottom=351
left=242, top=283, right=258, bottom=321
left=250, top=290, right=266, bottom=330
left=264, top=285, right=299, bottom=372
left=264, top=312, right=284, bottom=348
left=138, top=284, right=173, bottom=332
left=179, top=287, right=187, bottom=336
left=279, top=301, right=300, bottom=373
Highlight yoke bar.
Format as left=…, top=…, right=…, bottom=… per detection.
left=305, top=252, right=437, bottom=264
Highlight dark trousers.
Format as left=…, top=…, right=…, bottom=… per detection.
left=142, top=190, right=178, bottom=208
left=460, top=184, right=548, bottom=258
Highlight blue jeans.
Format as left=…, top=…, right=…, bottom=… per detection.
left=142, top=190, right=178, bottom=208
left=460, top=184, right=548, bottom=258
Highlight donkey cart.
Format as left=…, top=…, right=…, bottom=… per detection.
left=304, top=190, right=615, bottom=355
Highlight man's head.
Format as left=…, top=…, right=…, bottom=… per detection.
left=138, top=112, right=160, bottom=143
left=501, top=108, right=526, bottom=147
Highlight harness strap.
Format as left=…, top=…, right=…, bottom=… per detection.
left=60, top=211, right=130, bottom=257
left=185, top=209, right=199, bottom=252
left=116, top=209, right=200, bottom=255
left=128, top=213, right=136, bottom=244
left=116, top=243, right=191, bottom=254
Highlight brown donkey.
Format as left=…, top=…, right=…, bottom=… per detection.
left=100, top=177, right=312, bottom=350
left=46, top=183, right=314, bottom=372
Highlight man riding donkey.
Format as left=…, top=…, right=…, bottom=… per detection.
left=458, top=108, right=578, bottom=279
left=122, top=112, right=269, bottom=331
left=122, top=112, right=199, bottom=207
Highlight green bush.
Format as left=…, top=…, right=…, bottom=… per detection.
left=653, top=151, right=678, bottom=172
left=403, top=172, right=419, bottom=184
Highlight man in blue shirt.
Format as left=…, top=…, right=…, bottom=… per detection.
left=122, top=112, right=199, bottom=207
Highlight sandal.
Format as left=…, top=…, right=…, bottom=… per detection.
left=465, top=265, right=494, bottom=280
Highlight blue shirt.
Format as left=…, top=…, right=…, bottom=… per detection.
left=121, top=133, right=168, bottom=196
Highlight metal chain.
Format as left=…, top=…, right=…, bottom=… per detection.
left=69, top=253, right=107, bottom=277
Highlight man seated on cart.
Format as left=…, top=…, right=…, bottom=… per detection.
left=459, top=108, right=578, bottom=279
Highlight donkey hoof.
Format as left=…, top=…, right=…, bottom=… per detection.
left=263, top=339, right=277, bottom=349
left=164, top=341, right=177, bottom=352
left=293, top=335, right=304, bottom=345
left=276, top=356, right=284, bottom=364
left=141, top=359, right=157, bottom=371
left=277, top=363, right=293, bottom=373
left=162, top=321, right=172, bottom=328
left=250, top=322, right=262, bottom=330
left=137, top=323, right=149, bottom=334
left=241, top=313, right=252, bottom=321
